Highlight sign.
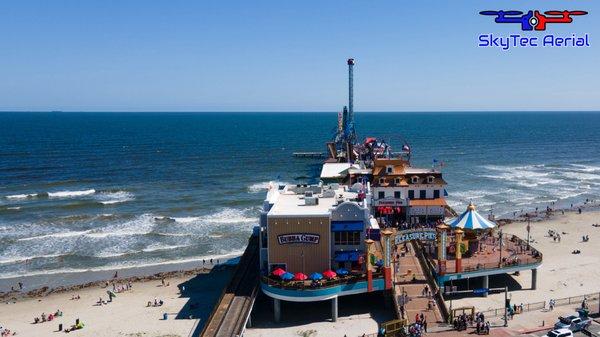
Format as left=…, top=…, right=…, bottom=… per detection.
left=394, top=229, right=437, bottom=245
left=440, top=231, right=447, bottom=260
left=478, top=10, right=590, bottom=51
left=474, top=288, right=489, bottom=295
left=277, top=233, right=320, bottom=245
left=439, top=260, right=447, bottom=275
left=479, top=10, right=588, bottom=31
left=374, top=199, right=406, bottom=206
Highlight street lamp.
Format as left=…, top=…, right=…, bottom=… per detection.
left=526, top=215, right=531, bottom=251
left=498, top=229, right=504, bottom=267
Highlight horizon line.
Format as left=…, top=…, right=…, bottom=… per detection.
left=1, top=110, right=600, bottom=114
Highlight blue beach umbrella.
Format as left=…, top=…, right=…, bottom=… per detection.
left=335, top=268, right=349, bottom=276
left=281, top=272, right=294, bottom=281
left=309, top=272, right=323, bottom=281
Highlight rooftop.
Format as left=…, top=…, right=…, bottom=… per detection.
left=267, top=184, right=361, bottom=217
left=320, top=163, right=360, bottom=179
left=405, top=167, right=440, bottom=174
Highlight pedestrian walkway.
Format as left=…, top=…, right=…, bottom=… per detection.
left=393, top=242, right=444, bottom=327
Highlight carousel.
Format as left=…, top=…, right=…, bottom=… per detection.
left=435, top=202, right=497, bottom=275
left=432, top=202, right=542, bottom=292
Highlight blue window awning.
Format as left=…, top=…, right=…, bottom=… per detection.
left=331, top=221, right=364, bottom=232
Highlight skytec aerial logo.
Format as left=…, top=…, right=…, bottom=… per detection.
left=480, top=10, right=588, bottom=31
left=478, top=10, right=590, bottom=51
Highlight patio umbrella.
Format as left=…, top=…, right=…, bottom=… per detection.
left=294, top=272, right=308, bottom=281
left=309, top=272, right=323, bottom=281
left=335, top=268, right=349, bottom=276
left=281, top=272, right=294, bottom=281
left=322, top=270, right=337, bottom=279
left=271, top=268, right=286, bottom=277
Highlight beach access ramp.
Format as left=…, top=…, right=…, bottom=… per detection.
left=199, top=234, right=260, bottom=337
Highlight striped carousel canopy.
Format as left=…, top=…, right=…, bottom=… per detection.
left=447, top=202, right=496, bottom=230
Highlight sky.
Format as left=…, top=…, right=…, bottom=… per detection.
left=0, top=0, right=598, bottom=112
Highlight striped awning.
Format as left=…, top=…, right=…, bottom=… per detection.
left=447, top=202, right=496, bottom=230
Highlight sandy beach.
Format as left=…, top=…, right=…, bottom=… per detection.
left=452, top=209, right=600, bottom=311
left=0, top=266, right=234, bottom=337
left=2, top=209, right=600, bottom=337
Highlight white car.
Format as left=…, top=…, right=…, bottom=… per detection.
left=545, top=328, right=574, bottom=337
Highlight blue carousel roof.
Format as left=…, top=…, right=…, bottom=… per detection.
left=448, top=203, right=496, bottom=230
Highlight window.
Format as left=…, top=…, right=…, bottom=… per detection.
left=434, top=190, right=440, bottom=199
left=395, top=178, right=401, bottom=185
left=379, top=178, right=385, bottom=185
left=378, top=191, right=385, bottom=199
left=420, top=190, right=426, bottom=199
left=427, top=176, right=434, bottom=184
left=408, top=190, right=415, bottom=199
left=394, top=191, right=401, bottom=199
left=411, top=176, right=419, bottom=184
left=386, top=166, right=393, bottom=174
left=334, top=231, right=361, bottom=245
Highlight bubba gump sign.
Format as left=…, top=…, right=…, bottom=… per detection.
left=277, top=233, right=320, bottom=245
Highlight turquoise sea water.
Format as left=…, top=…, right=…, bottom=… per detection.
left=0, top=112, right=599, bottom=278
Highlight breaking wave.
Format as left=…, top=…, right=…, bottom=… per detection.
left=247, top=181, right=287, bottom=193
left=95, top=191, right=135, bottom=205
left=5, top=193, right=38, bottom=200
left=48, top=189, right=96, bottom=198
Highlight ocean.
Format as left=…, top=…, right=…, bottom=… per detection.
left=0, top=111, right=599, bottom=279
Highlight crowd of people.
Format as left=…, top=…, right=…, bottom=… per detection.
left=32, top=309, right=63, bottom=324
left=0, top=326, right=16, bottom=336
left=452, top=312, right=490, bottom=334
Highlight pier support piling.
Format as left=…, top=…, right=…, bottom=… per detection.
left=274, top=298, right=281, bottom=323
left=531, top=268, right=537, bottom=290
left=482, top=275, right=489, bottom=297
left=331, top=297, right=338, bottom=322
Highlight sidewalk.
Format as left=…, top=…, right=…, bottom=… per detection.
left=394, top=243, right=444, bottom=326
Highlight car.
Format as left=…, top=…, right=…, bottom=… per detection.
left=554, top=314, right=592, bottom=332
left=545, top=328, right=573, bottom=337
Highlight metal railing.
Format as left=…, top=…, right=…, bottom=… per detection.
left=261, top=272, right=383, bottom=291
left=427, top=234, right=543, bottom=275
left=479, top=292, right=600, bottom=318
left=480, top=301, right=546, bottom=318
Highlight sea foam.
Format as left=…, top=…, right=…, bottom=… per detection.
left=48, top=189, right=96, bottom=198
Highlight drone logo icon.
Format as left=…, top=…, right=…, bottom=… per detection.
left=480, top=10, right=588, bottom=31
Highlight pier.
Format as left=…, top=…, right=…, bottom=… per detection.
left=392, top=241, right=446, bottom=326
left=292, top=152, right=325, bottom=158
left=200, top=235, right=259, bottom=337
